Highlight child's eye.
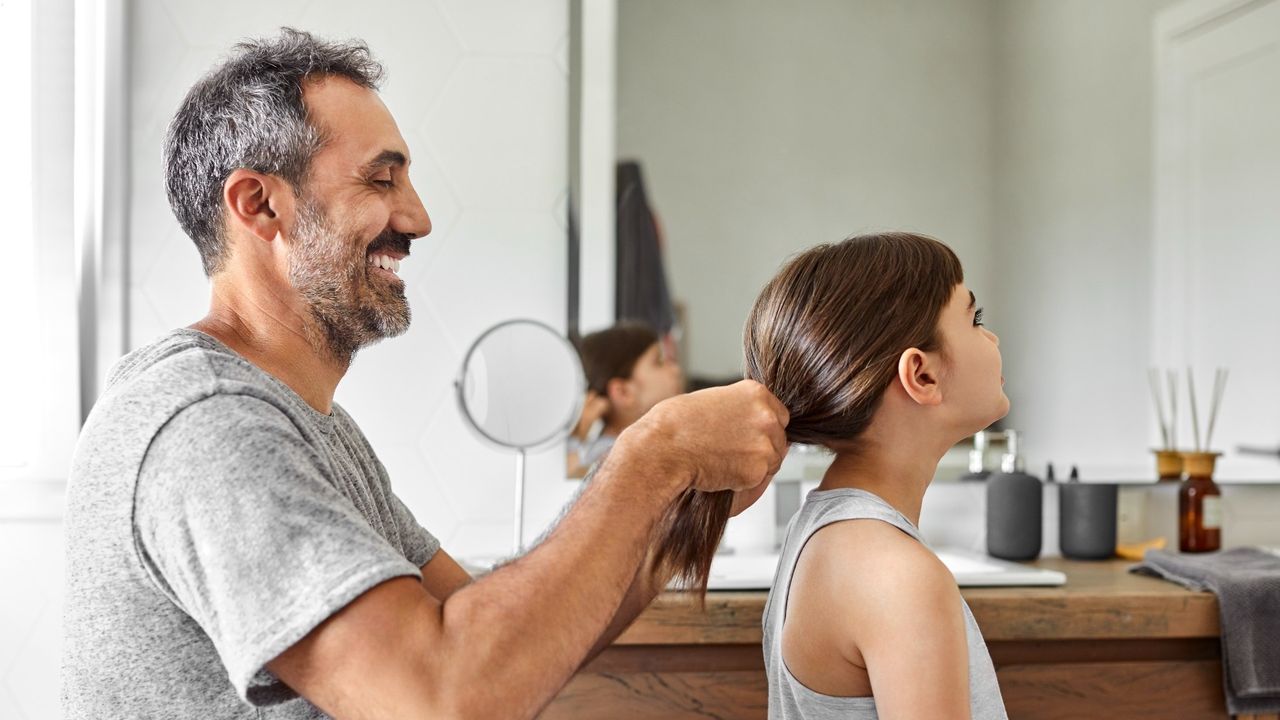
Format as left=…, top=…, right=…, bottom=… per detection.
left=973, top=308, right=985, bottom=327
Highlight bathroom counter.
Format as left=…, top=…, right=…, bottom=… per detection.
left=544, top=558, right=1270, bottom=720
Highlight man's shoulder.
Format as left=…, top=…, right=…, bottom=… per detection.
left=81, top=329, right=304, bottom=455
left=104, top=328, right=258, bottom=396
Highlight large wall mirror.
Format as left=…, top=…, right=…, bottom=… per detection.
left=568, top=0, right=1280, bottom=483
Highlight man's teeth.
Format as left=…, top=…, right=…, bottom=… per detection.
left=368, top=254, right=401, bottom=274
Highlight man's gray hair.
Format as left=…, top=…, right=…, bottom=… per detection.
left=164, top=28, right=384, bottom=276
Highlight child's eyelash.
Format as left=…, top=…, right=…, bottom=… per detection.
left=974, top=308, right=985, bottom=327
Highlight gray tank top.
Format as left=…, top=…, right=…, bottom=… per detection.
left=764, top=488, right=1008, bottom=719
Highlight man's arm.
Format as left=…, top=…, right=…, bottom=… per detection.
left=578, top=478, right=770, bottom=667
left=267, top=381, right=789, bottom=720
left=419, top=549, right=472, bottom=602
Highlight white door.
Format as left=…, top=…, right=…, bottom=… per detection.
left=1154, top=0, right=1280, bottom=480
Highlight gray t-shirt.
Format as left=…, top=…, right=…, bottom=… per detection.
left=62, top=328, right=441, bottom=719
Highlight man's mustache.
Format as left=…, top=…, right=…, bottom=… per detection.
left=367, top=229, right=412, bottom=257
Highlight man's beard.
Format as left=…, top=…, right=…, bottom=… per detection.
left=287, top=196, right=412, bottom=363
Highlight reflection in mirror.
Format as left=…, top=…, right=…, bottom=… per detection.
left=570, top=0, right=1280, bottom=482
left=456, top=319, right=584, bottom=551
left=567, top=321, right=684, bottom=478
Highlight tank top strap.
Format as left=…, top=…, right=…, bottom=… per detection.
left=802, top=488, right=923, bottom=543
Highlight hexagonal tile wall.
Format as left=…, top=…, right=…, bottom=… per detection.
left=125, top=0, right=571, bottom=563
left=440, top=0, right=566, bottom=55
left=423, top=56, right=567, bottom=212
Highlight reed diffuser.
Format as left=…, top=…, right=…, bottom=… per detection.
left=1178, top=367, right=1228, bottom=553
left=1148, top=368, right=1181, bottom=481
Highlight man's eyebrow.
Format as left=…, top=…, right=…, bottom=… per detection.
left=968, top=290, right=977, bottom=310
left=363, top=149, right=408, bottom=172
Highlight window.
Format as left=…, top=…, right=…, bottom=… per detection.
left=0, top=0, right=80, bottom=484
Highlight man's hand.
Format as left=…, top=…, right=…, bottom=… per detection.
left=731, top=477, right=774, bottom=517
left=621, top=379, right=789, bottom=497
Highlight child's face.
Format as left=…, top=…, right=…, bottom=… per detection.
left=935, top=284, right=1009, bottom=433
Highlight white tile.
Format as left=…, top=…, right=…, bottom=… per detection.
left=420, top=401, right=514, bottom=524
left=416, top=209, right=566, bottom=351
left=297, top=0, right=462, bottom=127
left=422, top=57, right=567, bottom=211
left=553, top=32, right=569, bottom=75
left=440, top=0, right=566, bottom=55
left=128, top=286, right=173, bottom=350
left=336, top=301, right=458, bottom=446
left=366, top=441, right=461, bottom=546
left=138, top=230, right=211, bottom=330
left=0, top=685, right=24, bottom=720
left=0, top=523, right=64, bottom=720
left=5, top=590, right=62, bottom=720
left=129, top=0, right=191, bottom=123
left=520, top=445, right=579, bottom=545
left=137, top=47, right=229, bottom=143
left=161, top=0, right=313, bottom=50
left=448, top=519, right=515, bottom=561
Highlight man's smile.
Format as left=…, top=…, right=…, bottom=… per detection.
left=367, top=251, right=404, bottom=283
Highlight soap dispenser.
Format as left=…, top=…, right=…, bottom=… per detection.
left=985, top=430, right=1042, bottom=561
left=960, top=430, right=991, bottom=481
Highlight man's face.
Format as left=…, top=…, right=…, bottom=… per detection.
left=285, top=76, right=431, bottom=359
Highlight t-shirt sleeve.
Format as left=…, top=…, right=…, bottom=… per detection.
left=133, top=393, right=424, bottom=706
left=333, top=405, right=440, bottom=569
left=384, top=483, right=440, bottom=568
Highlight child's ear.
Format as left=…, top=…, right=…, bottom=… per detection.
left=897, top=348, right=943, bottom=407
left=606, top=377, right=633, bottom=408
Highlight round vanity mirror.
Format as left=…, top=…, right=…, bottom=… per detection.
left=456, top=319, right=584, bottom=553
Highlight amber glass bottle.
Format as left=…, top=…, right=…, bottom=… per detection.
left=1178, top=452, right=1222, bottom=553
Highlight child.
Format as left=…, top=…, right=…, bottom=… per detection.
left=747, top=233, right=1009, bottom=718
left=567, top=322, right=683, bottom=476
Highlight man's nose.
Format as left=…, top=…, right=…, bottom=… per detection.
left=393, top=179, right=432, bottom=240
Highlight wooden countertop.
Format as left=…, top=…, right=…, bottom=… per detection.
left=614, top=558, right=1220, bottom=646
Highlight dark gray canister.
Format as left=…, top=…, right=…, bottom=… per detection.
left=985, top=430, right=1042, bottom=561
left=1059, top=482, right=1117, bottom=559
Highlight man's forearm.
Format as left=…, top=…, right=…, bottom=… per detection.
left=579, top=543, right=673, bottom=668
left=435, top=439, right=684, bottom=718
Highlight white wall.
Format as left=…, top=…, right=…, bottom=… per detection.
left=990, top=0, right=1177, bottom=476
left=615, top=0, right=996, bottom=378
left=0, top=522, right=65, bottom=720
left=2, top=4, right=574, bottom=718
left=125, top=0, right=574, bottom=560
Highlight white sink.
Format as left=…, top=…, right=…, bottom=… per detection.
left=704, top=547, right=1066, bottom=591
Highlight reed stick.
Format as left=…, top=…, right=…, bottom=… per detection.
left=1205, top=367, right=1229, bottom=450
left=1148, top=368, right=1169, bottom=448
left=1187, top=367, right=1202, bottom=452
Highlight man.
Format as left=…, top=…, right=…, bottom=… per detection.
left=61, top=28, right=788, bottom=720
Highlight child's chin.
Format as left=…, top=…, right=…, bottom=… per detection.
left=992, top=393, right=1012, bottom=422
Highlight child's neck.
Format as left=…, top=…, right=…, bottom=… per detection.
left=817, top=431, right=950, bottom=527
left=601, top=411, right=639, bottom=439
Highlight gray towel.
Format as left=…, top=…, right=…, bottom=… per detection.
left=1132, top=547, right=1280, bottom=715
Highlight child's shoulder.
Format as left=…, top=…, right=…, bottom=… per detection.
left=801, top=517, right=956, bottom=602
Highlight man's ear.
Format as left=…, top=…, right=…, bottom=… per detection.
left=896, top=348, right=943, bottom=407
left=223, top=169, right=294, bottom=244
